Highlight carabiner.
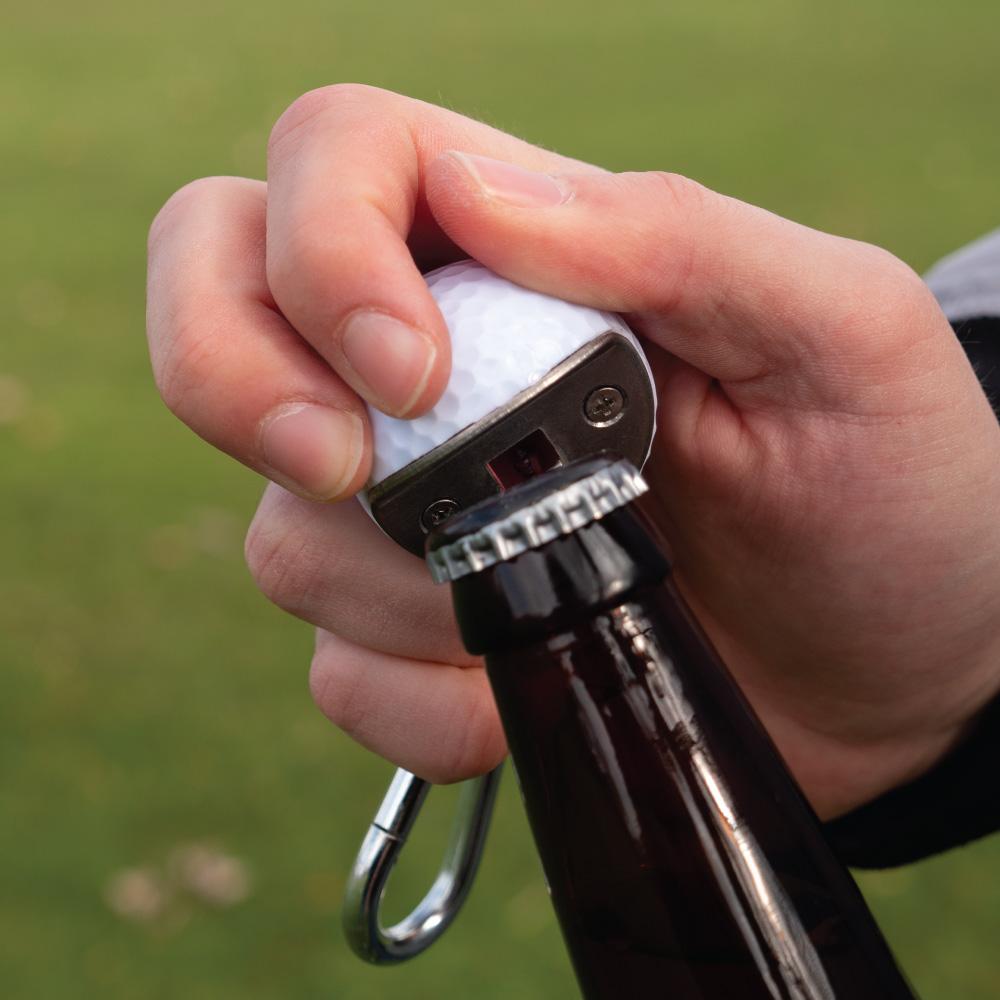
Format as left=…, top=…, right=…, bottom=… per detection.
left=342, top=763, right=504, bottom=964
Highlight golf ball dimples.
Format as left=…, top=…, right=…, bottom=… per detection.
left=367, top=260, right=648, bottom=487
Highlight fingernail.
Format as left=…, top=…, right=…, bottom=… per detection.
left=448, top=151, right=570, bottom=207
left=260, top=403, right=364, bottom=500
left=340, top=311, right=437, bottom=416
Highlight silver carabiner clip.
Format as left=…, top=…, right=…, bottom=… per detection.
left=342, top=763, right=503, bottom=964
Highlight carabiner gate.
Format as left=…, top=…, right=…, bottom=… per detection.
left=342, top=764, right=503, bottom=964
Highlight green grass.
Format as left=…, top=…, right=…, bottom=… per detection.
left=3, top=0, right=1000, bottom=995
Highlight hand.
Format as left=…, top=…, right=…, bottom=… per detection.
left=146, top=85, right=1000, bottom=820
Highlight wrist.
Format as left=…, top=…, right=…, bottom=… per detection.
left=823, top=691, right=1000, bottom=867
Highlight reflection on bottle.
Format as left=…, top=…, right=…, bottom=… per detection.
left=612, top=606, right=835, bottom=1000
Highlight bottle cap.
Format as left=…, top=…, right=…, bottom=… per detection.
left=425, top=456, right=648, bottom=584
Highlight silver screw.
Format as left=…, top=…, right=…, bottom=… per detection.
left=584, top=386, right=626, bottom=425
left=421, top=498, right=460, bottom=533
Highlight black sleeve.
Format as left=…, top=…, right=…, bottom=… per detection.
left=953, top=315, right=1000, bottom=422
left=823, top=230, right=1000, bottom=868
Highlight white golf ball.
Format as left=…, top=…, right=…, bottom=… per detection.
left=367, top=260, right=652, bottom=488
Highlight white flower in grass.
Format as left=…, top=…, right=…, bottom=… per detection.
left=170, top=842, right=252, bottom=907
left=104, top=867, right=170, bottom=923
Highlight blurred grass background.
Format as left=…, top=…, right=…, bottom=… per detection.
left=3, top=0, right=1000, bottom=996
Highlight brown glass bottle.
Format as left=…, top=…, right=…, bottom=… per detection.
left=429, top=457, right=917, bottom=1000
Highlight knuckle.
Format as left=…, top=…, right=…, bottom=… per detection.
left=265, top=216, right=333, bottom=307
left=852, top=242, right=919, bottom=292
left=152, top=307, right=227, bottom=420
left=244, top=494, right=322, bottom=616
left=268, top=89, right=332, bottom=159
left=148, top=176, right=234, bottom=252
left=627, top=171, right=712, bottom=315
left=430, top=686, right=504, bottom=785
left=308, top=643, right=368, bottom=736
left=268, top=82, right=389, bottom=161
left=836, top=245, right=941, bottom=353
left=644, top=170, right=710, bottom=216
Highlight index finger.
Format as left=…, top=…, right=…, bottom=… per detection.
left=264, top=83, right=597, bottom=418
left=147, top=176, right=372, bottom=501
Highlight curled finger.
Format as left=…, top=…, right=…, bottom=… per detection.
left=310, top=629, right=506, bottom=784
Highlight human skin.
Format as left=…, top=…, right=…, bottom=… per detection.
left=146, top=84, right=1000, bottom=821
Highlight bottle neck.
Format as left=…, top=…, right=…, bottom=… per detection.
left=450, top=504, right=671, bottom=656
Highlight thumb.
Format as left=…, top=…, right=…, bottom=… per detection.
left=424, top=151, right=950, bottom=411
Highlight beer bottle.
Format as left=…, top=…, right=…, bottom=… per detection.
left=427, top=456, right=917, bottom=1000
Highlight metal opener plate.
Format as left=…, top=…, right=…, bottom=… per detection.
left=367, top=331, right=656, bottom=556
